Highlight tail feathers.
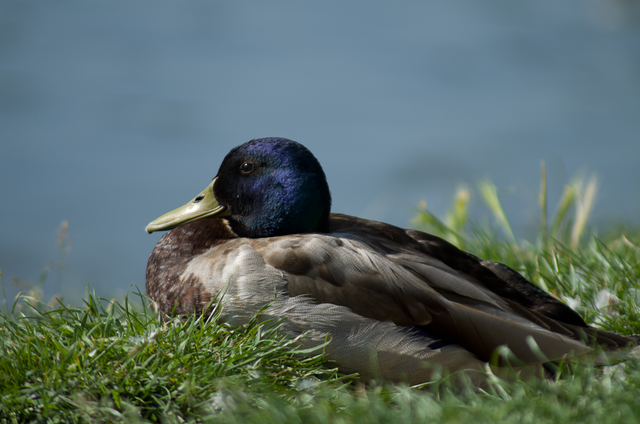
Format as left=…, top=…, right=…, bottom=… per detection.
left=431, top=300, right=638, bottom=365
left=506, top=299, right=637, bottom=351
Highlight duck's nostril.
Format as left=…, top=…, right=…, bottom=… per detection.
left=194, top=194, right=205, bottom=203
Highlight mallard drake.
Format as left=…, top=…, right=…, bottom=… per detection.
left=146, top=137, right=635, bottom=385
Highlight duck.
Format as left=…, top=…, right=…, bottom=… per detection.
left=145, top=137, right=636, bottom=386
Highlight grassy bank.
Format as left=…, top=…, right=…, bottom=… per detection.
left=2, top=172, right=640, bottom=423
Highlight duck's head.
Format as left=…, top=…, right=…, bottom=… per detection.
left=146, top=137, right=332, bottom=237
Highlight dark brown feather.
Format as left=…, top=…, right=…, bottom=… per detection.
left=146, top=217, right=235, bottom=316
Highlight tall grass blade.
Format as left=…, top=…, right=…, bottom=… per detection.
left=478, top=179, right=516, bottom=244
left=445, top=185, right=471, bottom=237
left=571, top=174, right=597, bottom=249
left=539, top=161, right=548, bottom=247
left=551, top=181, right=577, bottom=239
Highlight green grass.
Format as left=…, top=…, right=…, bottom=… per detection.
left=2, top=170, right=640, bottom=423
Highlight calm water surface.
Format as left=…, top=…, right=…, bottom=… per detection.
left=1, top=0, right=639, bottom=303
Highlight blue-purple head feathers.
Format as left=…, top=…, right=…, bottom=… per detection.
left=213, top=138, right=332, bottom=237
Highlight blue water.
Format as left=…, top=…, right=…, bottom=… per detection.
left=1, top=0, right=639, bottom=304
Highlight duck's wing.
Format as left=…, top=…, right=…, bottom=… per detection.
left=330, top=214, right=585, bottom=324
left=252, top=227, right=590, bottom=364
left=326, top=214, right=635, bottom=356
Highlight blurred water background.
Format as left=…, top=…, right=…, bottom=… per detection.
left=1, top=1, right=639, bottom=304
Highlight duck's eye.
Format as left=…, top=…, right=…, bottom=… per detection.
left=240, top=162, right=254, bottom=174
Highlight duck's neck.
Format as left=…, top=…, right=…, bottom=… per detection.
left=145, top=218, right=235, bottom=316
